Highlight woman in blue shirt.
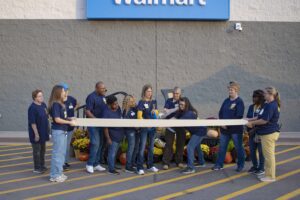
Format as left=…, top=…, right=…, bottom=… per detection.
left=176, top=97, right=207, bottom=174
left=103, top=95, right=125, bottom=175
left=48, top=85, right=76, bottom=183
left=122, top=95, right=138, bottom=173
left=246, top=90, right=265, bottom=176
left=136, top=84, right=159, bottom=175
left=212, top=81, right=245, bottom=172
left=247, top=87, right=281, bottom=182
left=28, top=89, right=49, bottom=174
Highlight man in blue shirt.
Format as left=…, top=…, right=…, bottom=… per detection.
left=85, top=81, right=108, bottom=173
left=58, top=83, right=79, bottom=170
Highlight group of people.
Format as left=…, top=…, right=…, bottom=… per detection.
left=27, top=81, right=281, bottom=183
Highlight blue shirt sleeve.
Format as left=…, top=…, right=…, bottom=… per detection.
left=52, top=103, right=62, bottom=118
left=152, top=100, right=158, bottom=109
left=260, top=104, right=274, bottom=122
left=235, top=99, right=245, bottom=119
left=137, top=101, right=144, bottom=111
left=85, top=94, right=94, bottom=111
left=218, top=100, right=225, bottom=119
left=246, top=105, right=253, bottom=118
left=164, top=99, right=171, bottom=109
left=28, top=106, right=36, bottom=125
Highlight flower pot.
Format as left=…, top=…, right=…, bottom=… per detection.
left=74, top=149, right=80, bottom=159
left=79, top=152, right=89, bottom=161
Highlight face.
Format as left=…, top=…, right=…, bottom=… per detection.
left=129, top=97, right=136, bottom=107
left=35, top=92, right=44, bottom=103
left=252, top=95, right=259, bottom=104
left=97, top=84, right=107, bottom=96
left=64, top=89, right=69, bottom=100
left=264, top=90, right=272, bottom=101
left=179, top=101, right=186, bottom=111
left=228, top=87, right=238, bottom=98
left=110, top=101, right=119, bottom=110
left=173, top=90, right=181, bottom=101
left=144, top=88, right=152, bottom=99
left=61, top=89, right=66, bottom=100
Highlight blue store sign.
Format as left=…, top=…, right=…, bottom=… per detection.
left=87, top=0, right=230, bottom=20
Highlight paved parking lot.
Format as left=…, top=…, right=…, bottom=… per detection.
left=0, top=144, right=299, bottom=200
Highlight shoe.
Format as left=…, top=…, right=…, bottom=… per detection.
left=41, top=166, right=48, bottom=172
left=235, top=167, right=244, bottom=172
left=147, top=166, right=159, bottom=172
left=115, top=165, right=122, bottom=170
left=254, top=170, right=265, bottom=176
left=137, top=169, right=145, bottom=175
left=194, top=163, right=206, bottom=168
left=49, top=175, right=67, bottom=182
left=108, top=170, right=120, bottom=175
left=163, top=165, right=169, bottom=170
left=86, top=165, right=94, bottom=173
left=64, top=163, right=70, bottom=168
left=182, top=168, right=195, bottom=174
left=61, top=174, right=68, bottom=180
left=211, top=166, right=224, bottom=171
left=94, top=165, right=106, bottom=172
left=248, top=166, right=257, bottom=174
left=125, top=167, right=135, bottom=174
left=260, top=177, right=276, bottom=182
left=63, top=164, right=70, bottom=171
left=177, top=163, right=187, bottom=169
left=33, top=169, right=44, bottom=174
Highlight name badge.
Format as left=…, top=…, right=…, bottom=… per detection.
left=144, top=103, right=149, bottom=109
left=175, top=104, right=179, bottom=108
left=69, top=104, right=74, bottom=109
left=230, top=103, right=236, bottom=110
left=64, top=111, right=67, bottom=118
left=131, top=112, right=135, bottom=116
left=259, top=109, right=264, bottom=115
left=103, top=98, right=107, bottom=104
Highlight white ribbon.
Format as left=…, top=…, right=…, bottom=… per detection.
left=74, top=118, right=248, bottom=128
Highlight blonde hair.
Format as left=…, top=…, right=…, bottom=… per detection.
left=265, top=86, right=281, bottom=108
left=122, top=95, right=134, bottom=114
left=228, top=81, right=240, bottom=93
left=141, top=84, right=153, bottom=100
left=48, top=85, right=65, bottom=112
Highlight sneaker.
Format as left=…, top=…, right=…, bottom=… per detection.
left=235, top=167, right=244, bottom=172
left=63, top=164, right=70, bottom=171
left=86, top=165, right=94, bottom=173
left=260, top=177, right=276, bottom=182
left=61, top=174, right=68, bottom=180
left=41, top=166, right=48, bottom=172
left=148, top=166, right=159, bottom=172
left=182, top=168, right=195, bottom=174
left=94, top=165, right=106, bottom=172
left=64, top=163, right=70, bottom=168
left=163, top=165, right=169, bottom=170
left=137, top=169, right=145, bottom=175
left=115, top=165, right=122, bottom=170
left=211, top=166, right=224, bottom=171
left=49, top=175, right=67, bottom=182
left=177, top=163, right=187, bottom=169
left=248, top=166, right=257, bottom=174
left=194, top=163, right=206, bottom=168
left=125, top=167, right=135, bottom=174
left=33, top=169, right=44, bottom=174
left=254, top=170, right=265, bottom=176
left=108, top=170, right=120, bottom=175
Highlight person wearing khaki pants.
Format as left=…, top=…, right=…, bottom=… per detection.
left=247, top=86, right=281, bottom=182
left=260, top=132, right=280, bottom=179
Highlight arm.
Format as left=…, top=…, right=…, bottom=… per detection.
left=104, top=128, right=112, bottom=145
left=246, top=119, right=268, bottom=128
left=31, top=124, right=40, bottom=142
left=85, top=95, right=95, bottom=118
left=54, top=117, right=76, bottom=126
left=86, top=110, right=95, bottom=118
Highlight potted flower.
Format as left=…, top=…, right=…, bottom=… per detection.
left=72, top=138, right=90, bottom=161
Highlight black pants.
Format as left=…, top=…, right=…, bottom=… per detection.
left=31, top=142, right=46, bottom=170
left=162, top=128, right=186, bottom=165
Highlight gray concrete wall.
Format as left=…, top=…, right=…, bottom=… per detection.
left=0, top=20, right=299, bottom=131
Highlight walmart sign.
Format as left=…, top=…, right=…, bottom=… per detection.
left=87, top=0, right=230, bottom=20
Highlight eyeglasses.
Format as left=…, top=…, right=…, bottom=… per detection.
left=179, top=104, right=185, bottom=106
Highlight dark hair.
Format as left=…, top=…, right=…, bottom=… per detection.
left=106, top=95, right=118, bottom=105
left=32, top=89, right=43, bottom=100
left=253, top=89, right=265, bottom=106
left=179, top=97, right=198, bottom=117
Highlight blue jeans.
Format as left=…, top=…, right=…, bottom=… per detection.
left=132, top=131, right=141, bottom=167
left=107, top=141, right=120, bottom=171
left=87, top=127, right=104, bottom=167
left=249, top=135, right=265, bottom=171
left=65, top=130, right=73, bottom=163
left=125, top=130, right=136, bottom=169
left=137, top=128, right=156, bottom=170
left=216, top=133, right=245, bottom=169
left=50, top=129, right=67, bottom=179
left=187, top=134, right=204, bottom=170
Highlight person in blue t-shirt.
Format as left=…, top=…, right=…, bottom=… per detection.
left=136, top=84, right=159, bottom=175
left=175, top=97, right=207, bottom=174
left=212, top=81, right=245, bottom=172
left=247, top=87, right=281, bottom=182
left=162, top=87, right=187, bottom=170
left=122, top=95, right=139, bottom=173
left=103, top=95, right=125, bottom=175
left=48, top=85, right=76, bottom=183
left=58, top=83, right=79, bottom=170
left=85, top=81, right=107, bottom=174
left=28, top=89, right=49, bottom=174
left=246, top=89, right=265, bottom=176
